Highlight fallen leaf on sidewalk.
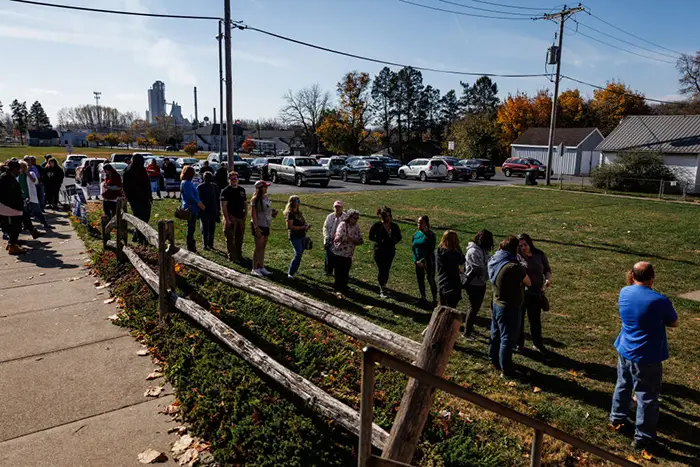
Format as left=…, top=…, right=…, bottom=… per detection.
left=93, top=280, right=101, bottom=286
left=144, top=386, right=163, bottom=397
left=176, top=448, right=198, bottom=466
left=27, top=276, right=34, bottom=280
left=137, top=449, right=168, bottom=464
left=103, top=298, right=116, bottom=304
left=172, top=434, right=194, bottom=456
left=39, top=273, right=45, bottom=276
left=95, top=282, right=111, bottom=289
left=167, top=426, right=187, bottom=434
left=137, top=349, right=150, bottom=356
left=162, top=401, right=181, bottom=416
left=146, top=371, right=164, bottom=380
left=107, top=314, right=119, bottom=321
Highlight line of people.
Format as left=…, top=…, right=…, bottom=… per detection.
left=0, top=156, right=64, bottom=254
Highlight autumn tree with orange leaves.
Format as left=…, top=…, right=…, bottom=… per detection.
left=590, top=81, right=650, bottom=135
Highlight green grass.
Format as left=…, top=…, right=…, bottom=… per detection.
left=82, top=185, right=700, bottom=466
left=0, top=146, right=207, bottom=165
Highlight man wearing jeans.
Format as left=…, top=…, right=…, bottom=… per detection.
left=610, top=262, right=678, bottom=452
left=487, top=235, right=530, bottom=379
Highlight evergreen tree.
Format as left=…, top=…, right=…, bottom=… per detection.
left=439, top=90, right=460, bottom=130
left=28, top=101, right=51, bottom=130
left=10, top=100, right=29, bottom=145
left=371, top=67, right=395, bottom=151
left=460, top=76, right=500, bottom=115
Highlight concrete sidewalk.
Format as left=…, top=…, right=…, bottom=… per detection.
left=0, top=211, right=179, bottom=466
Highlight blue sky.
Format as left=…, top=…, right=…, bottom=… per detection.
left=1, top=0, right=697, bottom=125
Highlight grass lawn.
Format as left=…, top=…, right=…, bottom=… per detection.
left=94, top=185, right=700, bottom=465
left=0, top=145, right=207, bottom=165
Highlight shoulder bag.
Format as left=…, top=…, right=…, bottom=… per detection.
left=175, top=206, right=191, bottom=221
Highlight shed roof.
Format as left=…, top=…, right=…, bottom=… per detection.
left=596, top=115, right=700, bottom=154
left=511, top=127, right=600, bottom=147
left=28, top=129, right=59, bottom=139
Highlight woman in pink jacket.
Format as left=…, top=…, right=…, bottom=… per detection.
left=332, top=209, right=362, bottom=298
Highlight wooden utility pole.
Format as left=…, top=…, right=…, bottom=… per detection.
left=381, top=306, right=463, bottom=463
left=224, top=0, right=234, bottom=157
left=218, top=20, right=224, bottom=160
left=539, top=4, right=584, bottom=186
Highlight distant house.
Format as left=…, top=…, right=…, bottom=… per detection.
left=28, top=129, right=60, bottom=147
left=183, top=124, right=246, bottom=152
left=242, top=129, right=306, bottom=155
left=59, top=130, right=90, bottom=148
left=597, top=115, right=700, bottom=192
left=510, top=127, right=604, bottom=176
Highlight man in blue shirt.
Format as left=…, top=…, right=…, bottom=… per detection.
left=610, top=262, right=678, bottom=451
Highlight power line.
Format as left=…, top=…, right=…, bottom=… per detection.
left=459, top=0, right=562, bottom=11
left=436, top=0, right=536, bottom=16
left=568, top=27, right=676, bottom=65
left=575, top=20, right=680, bottom=60
left=561, top=75, right=677, bottom=104
left=241, top=25, right=547, bottom=78
left=9, top=0, right=221, bottom=20
left=398, top=0, right=535, bottom=20
left=583, top=9, right=685, bottom=57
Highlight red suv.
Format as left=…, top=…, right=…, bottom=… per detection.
left=501, top=158, right=548, bottom=178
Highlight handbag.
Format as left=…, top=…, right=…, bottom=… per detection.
left=174, top=207, right=191, bottom=221
left=540, top=290, right=550, bottom=312
left=303, top=237, right=313, bottom=250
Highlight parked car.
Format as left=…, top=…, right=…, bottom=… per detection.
left=398, top=158, right=449, bottom=182
left=340, top=158, right=389, bottom=184
left=433, top=156, right=472, bottom=181
left=501, top=157, right=548, bottom=178
left=206, top=152, right=251, bottom=182
left=249, top=157, right=283, bottom=181
left=109, top=153, right=131, bottom=164
left=75, top=158, right=107, bottom=185
left=63, top=154, right=88, bottom=176
left=458, top=158, right=496, bottom=180
left=165, top=146, right=177, bottom=152
left=373, top=156, right=402, bottom=177
left=267, top=156, right=330, bottom=187
left=175, top=157, right=200, bottom=169
left=132, top=152, right=153, bottom=160
left=319, top=156, right=348, bottom=177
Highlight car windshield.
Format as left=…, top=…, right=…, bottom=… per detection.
left=319, top=158, right=329, bottom=164
left=529, top=159, right=543, bottom=166
left=295, top=158, right=319, bottom=167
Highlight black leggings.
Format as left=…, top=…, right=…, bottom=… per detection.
left=373, top=248, right=395, bottom=287
left=415, top=260, right=437, bottom=300
left=464, top=284, right=487, bottom=335
left=334, top=255, right=352, bottom=292
left=439, top=289, right=461, bottom=308
left=518, top=291, right=543, bottom=348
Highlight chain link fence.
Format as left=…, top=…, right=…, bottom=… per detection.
left=543, top=175, right=700, bottom=202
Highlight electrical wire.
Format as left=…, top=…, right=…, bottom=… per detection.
left=460, top=0, right=562, bottom=11
left=9, top=0, right=221, bottom=20
left=436, top=0, right=536, bottom=16
left=561, top=75, right=677, bottom=104
left=398, top=0, right=536, bottom=20
left=575, top=20, right=680, bottom=60
left=568, top=27, right=676, bottom=65
left=241, top=25, right=547, bottom=78
left=583, top=9, right=685, bottom=57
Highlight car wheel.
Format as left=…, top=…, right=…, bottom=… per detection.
left=360, top=173, right=368, bottom=184
left=503, top=168, right=512, bottom=177
left=271, top=171, right=279, bottom=183
left=470, top=171, right=478, bottom=180
left=398, top=170, right=407, bottom=180
left=342, top=171, right=348, bottom=182
left=445, top=171, right=454, bottom=182
left=295, top=174, right=304, bottom=187
left=419, top=172, right=427, bottom=182
left=319, top=180, right=329, bottom=188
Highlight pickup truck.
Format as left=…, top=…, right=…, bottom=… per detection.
left=268, top=157, right=330, bottom=187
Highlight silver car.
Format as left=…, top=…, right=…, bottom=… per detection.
left=63, top=154, right=88, bottom=177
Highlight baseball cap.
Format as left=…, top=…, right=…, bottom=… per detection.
left=254, top=180, right=272, bottom=188
left=333, top=200, right=343, bottom=207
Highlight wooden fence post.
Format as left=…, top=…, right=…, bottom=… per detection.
left=101, top=215, right=109, bottom=250
left=381, top=306, right=464, bottom=464
left=115, top=198, right=125, bottom=263
left=158, top=220, right=176, bottom=317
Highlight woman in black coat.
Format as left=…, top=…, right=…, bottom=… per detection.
left=368, top=206, right=402, bottom=299
left=436, top=230, right=465, bottom=308
left=122, top=154, right=152, bottom=243
left=196, top=172, right=221, bottom=250
left=43, top=158, right=64, bottom=209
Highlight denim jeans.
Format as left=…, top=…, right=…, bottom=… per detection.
left=26, top=202, right=48, bottom=227
left=36, top=184, right=46, bottom=211
left=325, top=246, right=335, bottom=275
left=288, top=236, right=305, bottom=276
left=488, top=301, right=521, bottom=375
left=610, top=355, right=663, bottom=444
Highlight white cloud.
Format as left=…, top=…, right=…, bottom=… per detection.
left=29, top=88, right=59, bottom=96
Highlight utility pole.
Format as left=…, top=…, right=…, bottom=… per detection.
left=537, top=4, right=584, bottom=185
left=217, top=20, right=224, bottom=159
left=224, top=0, right=234, bottom=157
left=93, top=91, right=102, bottom=130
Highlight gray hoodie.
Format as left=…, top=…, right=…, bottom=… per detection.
left=465, top=241, right=490, bottom=287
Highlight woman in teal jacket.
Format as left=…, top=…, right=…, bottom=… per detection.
left=412, top=215, right=437, bottom=307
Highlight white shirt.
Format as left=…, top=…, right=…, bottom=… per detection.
left=23, top=172, right=40, bottom=204
left=323, top=212, right=343, bottom=246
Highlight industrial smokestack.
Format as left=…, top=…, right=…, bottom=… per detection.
left=193, top=86, right=199, bottom=123
left=213, top=108, right=217, bottom=126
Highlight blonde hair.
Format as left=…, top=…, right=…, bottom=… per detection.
left=283, top=195, right=301, bottom=217
left=439, top=230, right=461, bottom=252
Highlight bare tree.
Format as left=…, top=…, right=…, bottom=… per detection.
left=279, top=84, right=330, bottom=153
left=677, top=52, right=700, bottom=100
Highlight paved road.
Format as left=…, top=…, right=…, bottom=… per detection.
left=63, top=174, right=517, bottom=196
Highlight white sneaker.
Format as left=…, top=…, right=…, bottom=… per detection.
left=251, top=269, right=264, bottom=277
left=287, top=274, right=295, bottom=280
left=260, top=267, right=272, bottom=276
